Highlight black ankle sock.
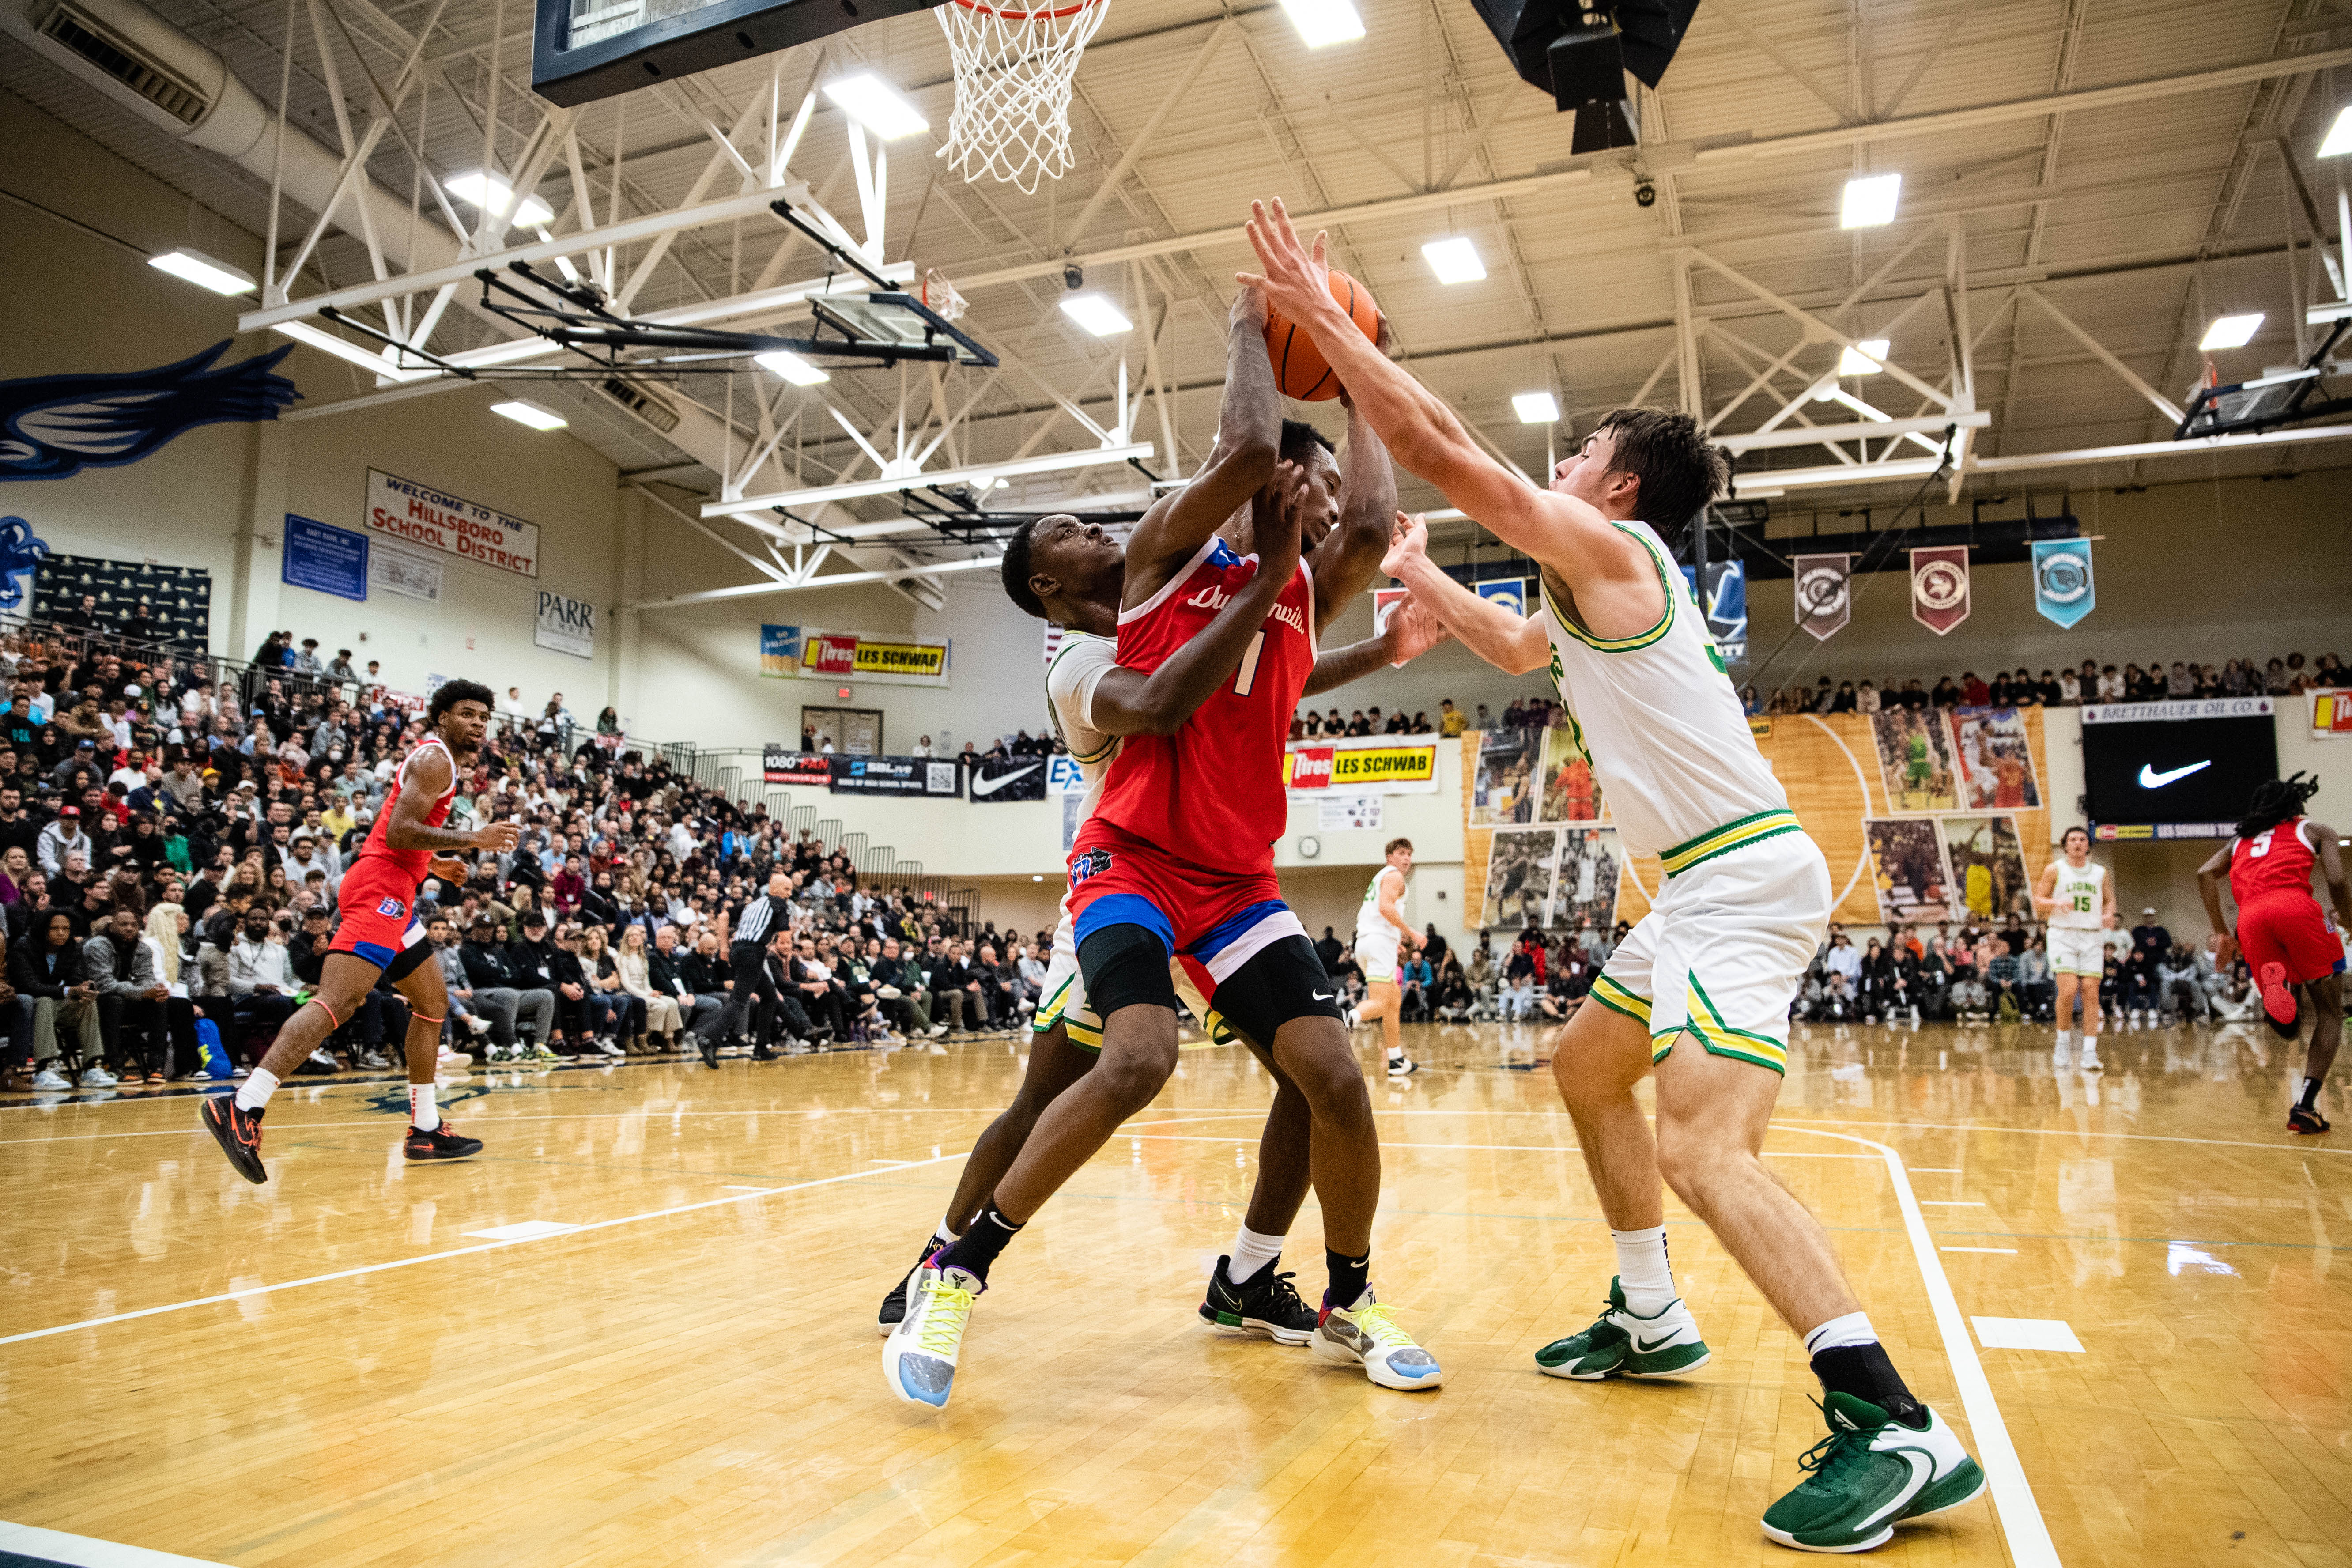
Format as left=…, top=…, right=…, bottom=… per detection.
left=937, top=1204, right=1021, bottom=1283
left=1327, top=1248, right=1370, bottom=1307
left=1812, top=1342, right=1926, bottom=1428
left=2297, top=1076, right=2324, bottom=1112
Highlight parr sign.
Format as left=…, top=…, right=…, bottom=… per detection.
left=365, top=470, right=540, bottom=578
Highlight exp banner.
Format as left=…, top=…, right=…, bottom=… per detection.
left=1284, top=734, right=1439, bottom=796
left=758, top=623, right=951, bottom=686
left=830, top=754, right=963, bottom=797
left=762, top=745, right=831, bottom=787
left=365, top=469, right=539, bottom=578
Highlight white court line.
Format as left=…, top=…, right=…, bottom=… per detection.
left=1942, top=1247, right=2020, bottom=1254
left=0, top=1519, right=230, bottom=1566
left=0, top=1150, right=972, bottom=1348
left=1129, top=1134, right=1872, bottom=1160
left=1913, top=1167, right=1963, bottom=1173
left=1920, top=1200, right=1990, bottom=1207
left=1787, top=1126, right=2058, bottom=1568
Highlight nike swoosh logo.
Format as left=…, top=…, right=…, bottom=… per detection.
left=2139, top=761, right=2212, bottom=788
left=969, top=764, right=1043, bottom=797
left=1632, top=1330, right=1681, bottom=1353
left=1313, top=990, right=1335, bottom=1001
left=1857, top=1448, right=1935, bottom=1530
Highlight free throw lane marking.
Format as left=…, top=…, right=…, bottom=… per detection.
left=1973, top=1317, right=2086, bottom=1353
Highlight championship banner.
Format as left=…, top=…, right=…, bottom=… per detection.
left=829, top=754, right=963, bottom=797
left=2030, top=537, right=2096, bottom=628
left=364, top=469, right=540, bottom=578
left=1474, top=578, right=1527, bottom=616
left=1909, top=545, right=1970, bottom=636
left=968, top=755, right=1048, bottom=801
left=762, top=745, right=831, bottom=787
left=758, top=624, right=952, bottom=686
left=1793, top=553, right=1851, bottom=642
left=1284, top=734, right=1440, bottom=796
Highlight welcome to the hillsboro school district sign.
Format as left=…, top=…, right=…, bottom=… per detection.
left=366, top=469, right=541, bottom=578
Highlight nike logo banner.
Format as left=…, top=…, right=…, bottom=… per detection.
left=969, top=757, right=1047, bottom=802
left=2138, top=760, right=2212, bottom=788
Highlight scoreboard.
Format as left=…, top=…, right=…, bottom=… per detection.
left=533, top=0, right=946, bottom=107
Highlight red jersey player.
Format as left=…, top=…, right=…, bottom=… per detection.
left=2198, top=771, right=2351, bottom=1133
left=202, top=680, right=520, bottom=1182
left=889, top=283, right=1440, bottom=1409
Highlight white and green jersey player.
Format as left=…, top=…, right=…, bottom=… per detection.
left=1246, top=191, right=1981, bottom=1560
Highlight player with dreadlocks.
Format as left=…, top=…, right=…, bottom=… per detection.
left=2197, top=772, right=2352, bottom=1134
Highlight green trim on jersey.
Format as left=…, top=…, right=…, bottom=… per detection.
left=1659, top=809, right=1807, bottom=877
left=1539, top=522, right=1678, bottom=653
left=1683, top=975, right=1789, bottom=1074
left=1589, top=974, right=1652, bottom=1026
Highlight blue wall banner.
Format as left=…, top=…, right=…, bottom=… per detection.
left=1474, top=578, right=1526, bottom=617
left=282, top=514, right=369, bottom=601
left=2031, top=537, right=2096, bottom=628
left=1681, top=560, right=1748, bottom=663
left=760, top=624, right=804, bottom=678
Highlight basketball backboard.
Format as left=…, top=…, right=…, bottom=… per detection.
left=532, top=0, right=946, bottom=107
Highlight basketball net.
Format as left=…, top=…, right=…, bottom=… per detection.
left=935, top=0, right=1110, bottom=195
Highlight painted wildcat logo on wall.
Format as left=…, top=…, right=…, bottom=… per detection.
left=0, top=340, right=299, bottom=481
left=0, top=518, right=49, bottom=609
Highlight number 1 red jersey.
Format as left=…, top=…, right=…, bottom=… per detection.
left=356, top=735, right=461, bottom=886
left=1091, top=535, right=1316, bottom=874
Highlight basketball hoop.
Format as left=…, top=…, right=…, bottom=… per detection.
left=935, top=0, right=1110, bottom=195
left=921, top=268, right=969, bottom=323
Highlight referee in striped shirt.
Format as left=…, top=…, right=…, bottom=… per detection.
left=717, top=871, right=792, bottom=1054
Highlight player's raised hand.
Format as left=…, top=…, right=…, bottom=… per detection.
left=1382, top=593, right=1453, bottom=665
left=1381, top=510, right=1431, bottom=580
left=1236, top=199, right=1333, bottom=330
left=1252, top=459, right=1307, bottom=573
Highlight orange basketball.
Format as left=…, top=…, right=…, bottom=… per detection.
left=1264, top=268, right=1380, bottom=401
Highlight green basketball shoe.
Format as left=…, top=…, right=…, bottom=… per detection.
left=1533, top=1277, right=1711, bottom=1380
left=1760, top=1391, right=1985, bottom=1553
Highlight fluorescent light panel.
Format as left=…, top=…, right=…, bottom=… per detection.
left=446, top=170, right=552, bottom=228
left=823, top=73, right=929, bottom=140
left=1837, top=337, right=1891, bottom=375
left=2200, top=313, right=2263, bottom=350
left=1512, top=392, right=1559, bottom=424
left=491, top=399, right=567, bottom=430
left=148, top=249, right=255, bottom=295
left=2322, top=106, right=2352, bottom=158
left=710, top=442, right=1154, bottom=516
left=755, top=350, right=830, bottom=385
left=1280, top=0, right=1364, bottom=47
left=1421, top=236, right=1486, bottom=284
left=1840, top=172, right=1902, bottom=229
left=1059, top=293, right=1133, bottom=336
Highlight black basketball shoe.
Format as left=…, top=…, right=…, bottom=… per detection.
left=201, top=1096, right=268, bottom=1185
left=404, top=1122, right=484, bottom=1161
left=879, top=1231, right=945, bottom=1336
left=1199, top=1255, right=1318, bottom=1345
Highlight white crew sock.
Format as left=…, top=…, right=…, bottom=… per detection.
left=1804, top=1311, right=1878, bottom=1355
left=234, top=1067, right=280, bottom=1114
left=2054, top=1029, right=2072, bottom=1050
left=1229, top=1224, right=1287, bottom=1284
left=2081, top=1034, right=2100, bottom=1058
left=409, top=1083, right=439, bottom=1132
left=1612, top=1225, right=1676, bottom=1315
left=932, top=1222, right=959, bottom=1249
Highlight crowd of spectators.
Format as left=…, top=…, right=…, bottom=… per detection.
left=0, top=620, right=1065, bottom=1094
left=1744, top=649, right=2344, bottom=718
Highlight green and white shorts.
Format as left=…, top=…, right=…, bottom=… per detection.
left=1586, top=812, right=1831, bottom=1076
left=1031, top=912, right=1232, bottom=1053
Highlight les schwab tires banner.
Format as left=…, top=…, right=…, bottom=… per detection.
left=1283, top=734, right=1439, bottom=796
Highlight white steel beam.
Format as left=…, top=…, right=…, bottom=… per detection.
left=630, top=555, right=1003, bottom=610
left=1720, top=412, right=1988, bottom=453
left=710, top=444, right=1154, bottom=519
left=1747, top=422, right=2352, bottom=491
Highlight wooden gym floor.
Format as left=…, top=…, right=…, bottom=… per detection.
left=1, top=1019, right=2345, bottom=1568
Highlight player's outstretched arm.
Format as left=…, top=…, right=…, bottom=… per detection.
left=1238, top=199, right=1650, bottom=605
left=1306, top=339, right=1401, bottom=635
left=1302, top=595, right=1451, bottom=697
left=1382, top=512, right=1549, bottom=676
left=2195, top=844, right=2236, bottom=964
left=1121, top=287, right=1282, bottom=607
left=1089, top=468, right=1306, bottom=737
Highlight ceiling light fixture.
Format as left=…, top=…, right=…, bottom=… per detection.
left=1836, top=338, right=1891, bottom=376
left=822, top=73, right=929, bottom=140
left=2322, top=106, right=2352, bottom=158
left=491, top=399, right=568, bottom=430
left=147, top=249, right=256, bottom=295
left=755, top=350, right=831, bottom=386
left=1058, top=293, right=1133, bottom=336
left=1279, top=0, right=1365, bottom=48
left=1513, top=391, right=1559, bottom=424
left=447, top=170, right=553, bottom=228
left=2199, top=313, right=2263, bottom=350
left=1421, top=236, right=1486, bottom=284
left=1840, top=172, right=1901, bottom=229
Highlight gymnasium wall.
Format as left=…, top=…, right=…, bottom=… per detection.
left=0, top=89, right=625, bottom=705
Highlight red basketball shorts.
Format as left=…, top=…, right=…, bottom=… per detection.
left=2237, top=893, right=2347, bottom=986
